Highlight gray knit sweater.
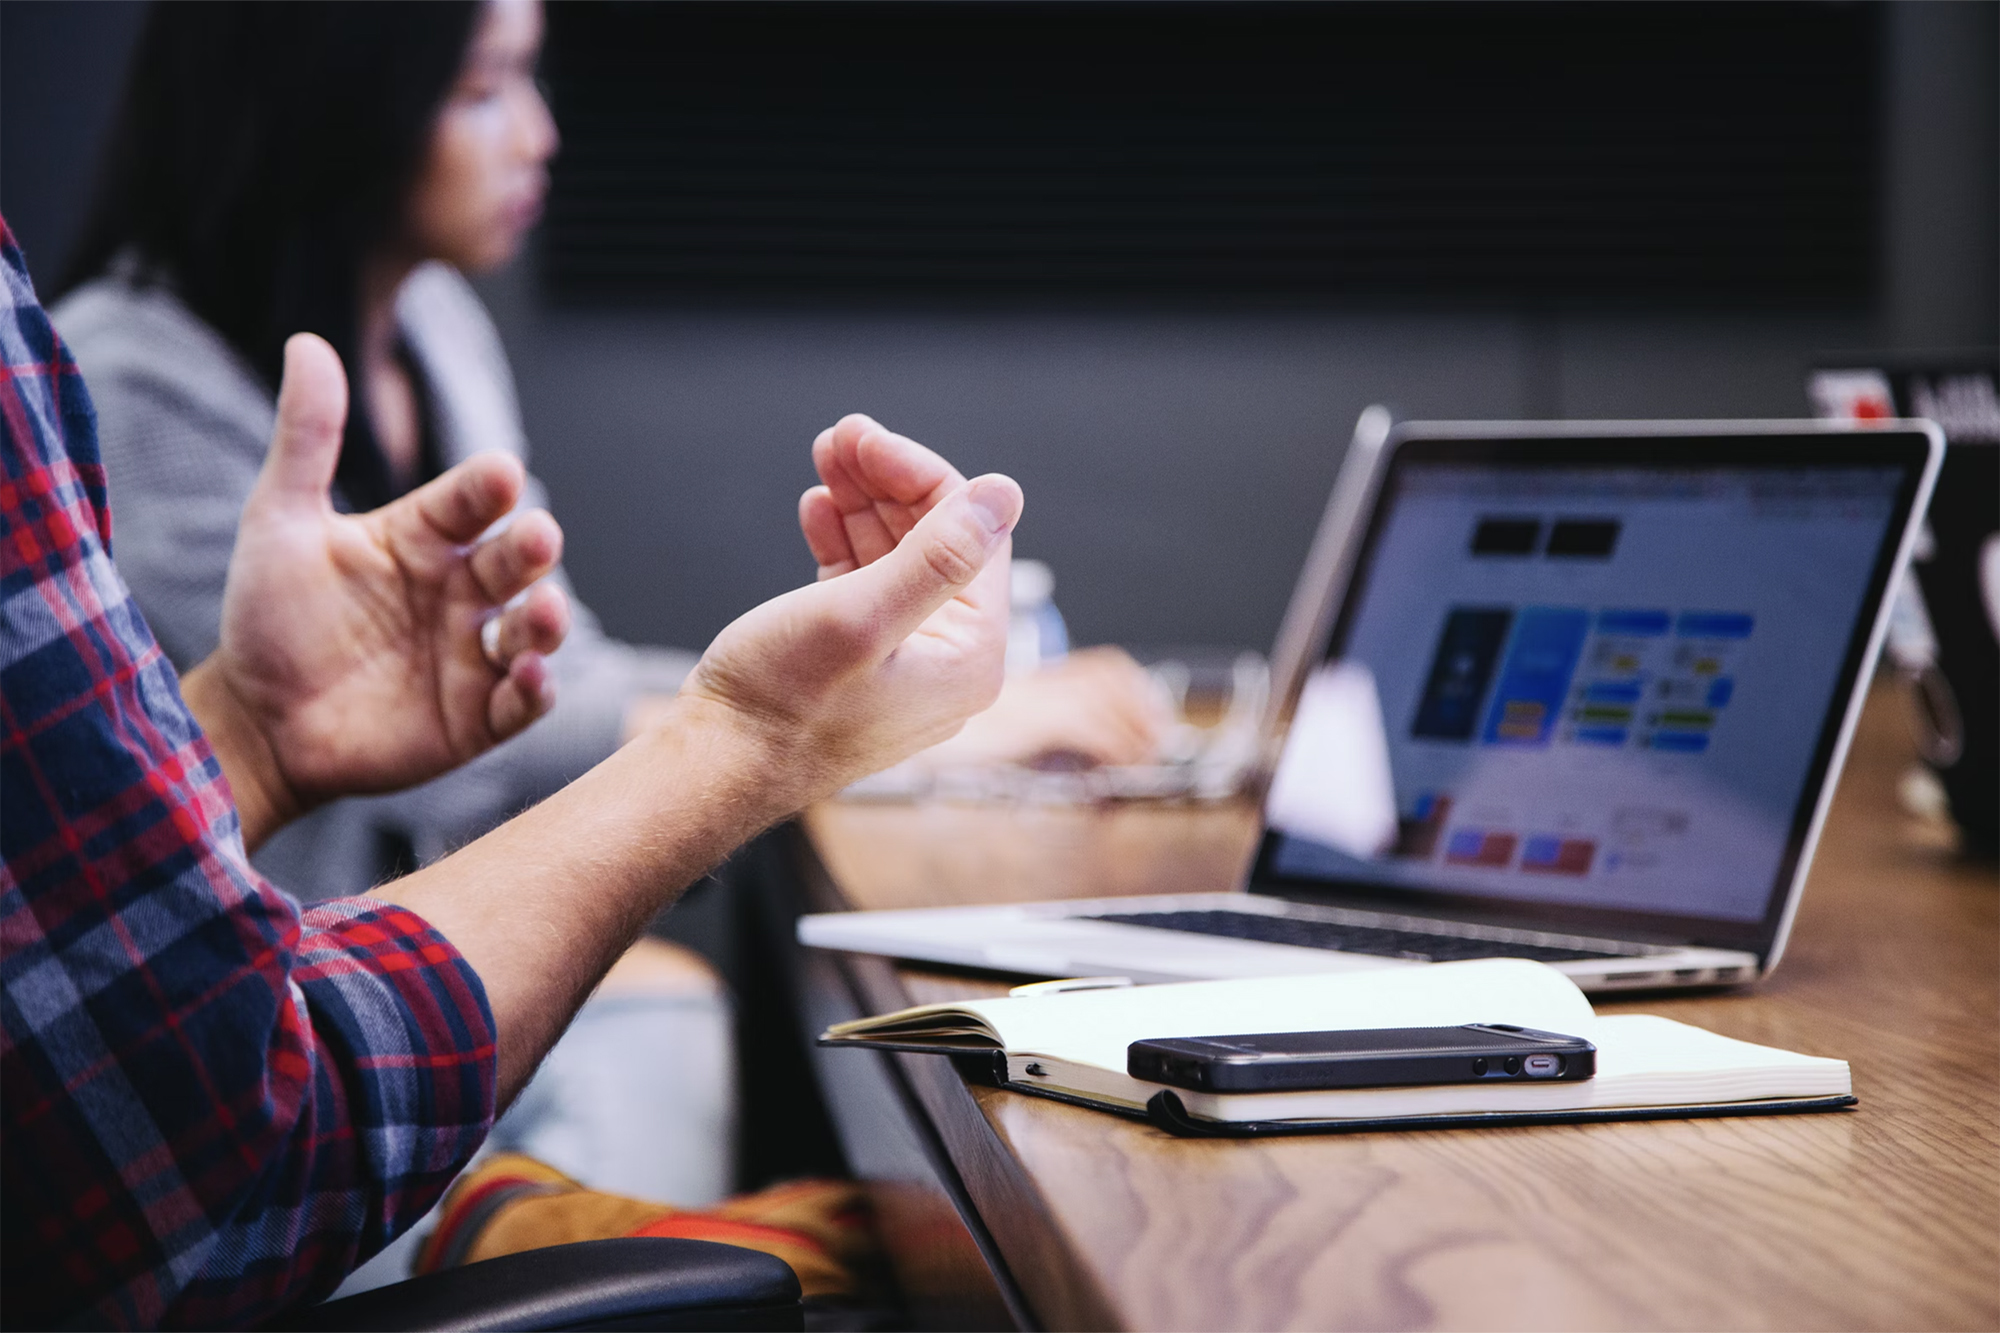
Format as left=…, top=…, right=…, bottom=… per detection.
left=53, top=262, right=696, bottom=900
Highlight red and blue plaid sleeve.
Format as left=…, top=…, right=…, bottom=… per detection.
left=0, top=223, right=498, bottom=1329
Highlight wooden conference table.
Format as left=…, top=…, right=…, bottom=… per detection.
left=786, top=684, right=1999, bottom=1330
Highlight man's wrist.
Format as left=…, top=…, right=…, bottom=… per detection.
left=181, top=660, right=303, bottom=852
left=639, top=692, right=820, bottom=831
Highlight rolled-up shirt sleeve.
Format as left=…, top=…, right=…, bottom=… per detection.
left=0, top=220, right=496, bottom=1331
left=150, top=900, right=496, bottom=1330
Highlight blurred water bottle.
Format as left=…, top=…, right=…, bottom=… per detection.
left=1007, top=559, right=1069, bottom=674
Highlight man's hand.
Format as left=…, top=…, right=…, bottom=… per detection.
left=677, top=414, right=1023, bottom=804
left=183, top=334, right=570, bottom=849
left=794, top=420, right=1160, bottom=771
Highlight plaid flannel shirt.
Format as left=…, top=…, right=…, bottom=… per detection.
left=0, top=221, right=497, bottom=1329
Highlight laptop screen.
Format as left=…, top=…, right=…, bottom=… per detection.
left=1254, top=430, right=1932, bottom=950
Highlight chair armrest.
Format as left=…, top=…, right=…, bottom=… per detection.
left=274, top=1237, right=802, bottom=1332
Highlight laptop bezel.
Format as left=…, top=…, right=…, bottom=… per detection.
left=1242, top=419, right=1943, bottom=963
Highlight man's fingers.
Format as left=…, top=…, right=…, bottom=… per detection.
left=399, top=452, right=528, bottom=548
left=818, top=414, right=962, bottom=508
left=850, top=419, right=962, bottom=509
left=487, top=582, right=571, bottom=663
left=255, top=334, right=349, bottom=510
left=815, top=441, right=901, bottom=569
left=831, top=473, right=1023, bottom=646
left=467, top=509, right=563, bottom=604
left=814, top=416, right=966, bottom=567
left=799, top=486, right=857, bottom=579
left=488, top=651, right=556, bottom=741
left=810, top=422, right=879, bottom=518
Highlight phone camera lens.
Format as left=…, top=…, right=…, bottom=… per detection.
left=1471, top=1057, right=1489, bottom=1076
left=1503, top=1056, right=1522, bottom=1075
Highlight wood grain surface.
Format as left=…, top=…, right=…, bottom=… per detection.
left=805, top=684, right=1998, bottom=1329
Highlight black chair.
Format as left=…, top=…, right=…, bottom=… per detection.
left=275, top=1237, right=802, bottom=1332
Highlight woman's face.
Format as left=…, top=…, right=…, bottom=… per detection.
left=405, top=0, right=558, bottom=273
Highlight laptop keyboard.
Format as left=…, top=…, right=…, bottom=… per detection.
left=1082, top=909, right=1629, bottom=964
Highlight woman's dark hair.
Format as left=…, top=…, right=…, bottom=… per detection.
left=59, top=1, right=482, bottom=507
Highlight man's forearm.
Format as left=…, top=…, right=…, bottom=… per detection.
left=370, top=694, right=794, bottom=1102
left=181, top=659, right=299, bottom=853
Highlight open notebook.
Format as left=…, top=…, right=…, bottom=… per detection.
left=819, top=959, right=1854, bottom=1135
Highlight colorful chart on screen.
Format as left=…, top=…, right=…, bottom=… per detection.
left=1269, top=462, right=1903, bottom=922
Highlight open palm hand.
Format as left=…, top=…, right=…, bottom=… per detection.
left=202, top=335, right=569, bottom=833
left=679, top=414, right=1022, bottom=802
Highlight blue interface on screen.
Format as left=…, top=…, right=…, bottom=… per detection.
left=1269, top=462, right=1903, bottom=922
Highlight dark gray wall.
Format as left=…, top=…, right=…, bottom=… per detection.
left=6, top=1, right=1994, bottom=655
left=476, top=272, right=1883, bottom=651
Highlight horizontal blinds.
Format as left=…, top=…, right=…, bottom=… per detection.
left=541, top=1, right=1879, bottom=308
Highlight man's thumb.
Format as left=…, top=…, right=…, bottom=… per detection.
left=256, top=333, right=349, bottom=507
left=840, top=473, right=1023, bottom=641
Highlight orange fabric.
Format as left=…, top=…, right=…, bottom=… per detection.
left=417, top=1154, right=873, bottom=1300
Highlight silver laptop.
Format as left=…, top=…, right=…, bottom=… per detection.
left=802, top=419, right=1943, bottom=992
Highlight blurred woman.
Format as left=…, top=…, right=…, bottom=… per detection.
left=56, top=0, right=639, bottom=896
left=57, top=0, right=1165, bottom=892
left=52, top=0, right=1166, bottom=1273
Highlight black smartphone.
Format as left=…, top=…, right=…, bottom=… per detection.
left=1127, top=1024, right=1596, bottom=1093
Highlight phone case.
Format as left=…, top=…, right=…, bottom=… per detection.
left=1127, top=1024, right=1597, bottom=1093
